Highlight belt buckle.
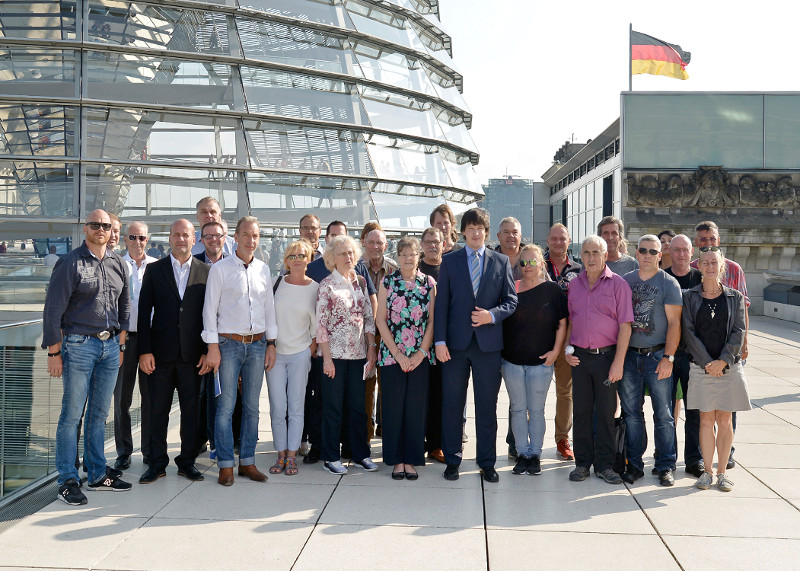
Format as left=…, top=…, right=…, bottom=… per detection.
left=242, top=334, right=253, bottom=344
left=98, top=331, right=111, bottom=341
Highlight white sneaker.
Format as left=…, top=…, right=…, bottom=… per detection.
left=353, top=457, right=379, bottom=472
left=716, top=473, right=734, bottom=492
left=695, top=471, right=713, bottom=490
left=323, top=460, right=347, bottom=475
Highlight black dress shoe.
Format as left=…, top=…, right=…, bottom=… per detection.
left=658, top=469, right=675, bottom=487
left=480, top=466, right=500, bottom=483
left=303, top=448, right=321, bottom=464
left=114, top=455, right=131, bottom=470
left=621, top=467, right=644, bottom=485
left=685, top=463, right=706, bottom=478
left=405, top=470, right=418, bottom=481
left=443, top=464, right=459, bottom=481
left=177, top=465, right=205, bottom=481
left=726, top=455, right=736, bottom=469
left=392, top=469, right=405, bottom=481
left=139, top=466, right=166, bottom=484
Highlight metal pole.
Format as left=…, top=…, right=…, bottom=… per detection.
left=629, top=23, right=633, bottom=91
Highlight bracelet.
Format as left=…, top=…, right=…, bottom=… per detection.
left=324, top=360, right=333, bottom=365
left=48, top=351, right=61, bottom=357
left=368, top=343, right=377, bottom=347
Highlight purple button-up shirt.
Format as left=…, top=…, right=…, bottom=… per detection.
left=568, top=265, right=633, bottom=349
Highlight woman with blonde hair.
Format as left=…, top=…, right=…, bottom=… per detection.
left=682, top=247, right=750, bottom=492
left=266, top=239, right=318, bottom=476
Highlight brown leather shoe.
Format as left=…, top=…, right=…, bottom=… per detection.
left=428, top=448, right=445, bottom=463
left=238, top=464, right=268, bottom=482
left=218, top=467, right=234, bottom=486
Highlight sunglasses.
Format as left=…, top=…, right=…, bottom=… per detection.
left=127, top=234, right=147, bottom=242
left=287, top=253, right=307, bottom=261
left=699, top=246, right=721, bottom=252
left=85, top=222, right=112, bottom=231
left=519, top=259, right=538, bottom=267
left=637, top=248, right=660, bottom=256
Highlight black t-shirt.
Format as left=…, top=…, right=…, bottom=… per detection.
left=664, top=266, right=702, bottom=291
left=502, top=281, right=568, bottom=366
left=418, top=259, right=440, bottom=282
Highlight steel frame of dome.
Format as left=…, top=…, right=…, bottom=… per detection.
left=0, top=0, right=482, bottom=241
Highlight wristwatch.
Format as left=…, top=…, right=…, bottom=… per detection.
left=664, top=354, right=674, bottom=363
left=266, top=339, right=276, bottom=347
left=119, top=344, right=127, bottom=353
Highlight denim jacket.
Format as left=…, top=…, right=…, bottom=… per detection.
left=681, top=284, right=745, bottom=368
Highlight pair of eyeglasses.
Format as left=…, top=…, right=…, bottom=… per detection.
left=287, top=254, right=307, bottom=261
left=86, top=222, right=112, bottom=231
left=637, top=248, right=660, bottom=256
left=127, top=234, right=146, bottom=242
left=699, top=246, right=721, bottom=252
left=422, top=240, right=441, bottom=246
left=519, top=259, right=538, bottom=267
left=202, top=233, right=224, bottom=240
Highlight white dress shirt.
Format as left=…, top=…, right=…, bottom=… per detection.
left=123, top=252, right=157, bottom=332
left=202, top=253, right=278, bottom=343
left=170, top=254, right=192, bottom=299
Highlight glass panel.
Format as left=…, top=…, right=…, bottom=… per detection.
left=346, top=1, right=425, bottom=52
left=238, top=17, right=361, bottom=76
left=353, top=47, right=437, bottom=97
left=586, top=181, right=594, bottom=210
left=244, top=119, right=374, bottom=176
left=0, top=105, right=77, bottom=158
left=84, top=107, right=244, bottom=166
left=360, top=88, right=446, bottom=141
left=370, top=186, right=447, bottom=230
left=367, top=134, right=450, bottom=186
left=240, top=0, right=355, bottom=28
left=88, top=2, right=238, bottom=57
left=765, top=95, right=800, bottom=169
left=0, top=48, right=77, bottom=99
left=87, top=54, right=244, bottom=110
left=0, top=161, right=75, bottom=217
left=0, top=1, right=76, bottom=40
left=241, top=66, right=369, bottom=125
left=87, top=163, right=239, bottom=220
left=623, top=94, right=763, bottom=169
left=247, top=172, right=375, bottom=230
left=440, top=153, right=480, bottom=193
left=437, top=118, right=477, bottom=155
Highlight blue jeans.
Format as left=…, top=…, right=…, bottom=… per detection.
left=501, top=360, right=553, bottom=457
left=56, top=334, right=120, bottom=485
left=215, top=336, right=267, bottom=469
left=619, top=348, right=676, bottom=472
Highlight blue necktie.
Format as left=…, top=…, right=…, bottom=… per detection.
left=470, top=250, right=481, bottom=296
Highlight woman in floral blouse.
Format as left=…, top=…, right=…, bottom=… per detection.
left=376, top=236, right=436, bottom=480
left=317, top=235, right=378, bottom=476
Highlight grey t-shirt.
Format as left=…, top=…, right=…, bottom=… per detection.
left=623, top=269, right=682, bottom=348
left=607, top=254, right=639, bottom=275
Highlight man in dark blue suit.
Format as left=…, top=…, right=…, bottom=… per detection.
left=434, top=208, right=518, bottom=483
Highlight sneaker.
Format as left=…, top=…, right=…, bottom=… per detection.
left=726, top=455, right=736, bottom=469
left=569, top=465, right=590, bottom=481
left=596, top=468, right=623, bottom=484
left=526, top=455, right=542, bottom=475
left=57, top=479, right=87, bottom=506
left=556, top=439, right=575, bottom=461
left=716, top=473, right=734, bottom=492
left=695, top=471, right=713, bottom=490
left=511, top=455, right=529, bottom=475
left=658, top=469, right=675, bottom=487
left=323, top=460, right=348, bottom=475
left=209, top=449, right=217, bottom=462
left=353, top=457, right=379, bottom=472
left=87, top=469, right=132, bottom=492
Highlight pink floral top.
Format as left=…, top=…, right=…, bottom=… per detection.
left=378, top=269, right=436, bottom=367
left=316, top=269, right=375, bottom=359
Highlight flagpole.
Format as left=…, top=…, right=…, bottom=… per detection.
left=629, top=23, right=632, bottom=91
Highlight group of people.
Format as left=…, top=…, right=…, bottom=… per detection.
left=42, top=198, right=750, bottom=507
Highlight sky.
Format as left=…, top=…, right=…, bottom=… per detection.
left=437, top=0, right=799, bottom=183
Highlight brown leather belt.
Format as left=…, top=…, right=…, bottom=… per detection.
left=219, top=332, right=264, bottom=344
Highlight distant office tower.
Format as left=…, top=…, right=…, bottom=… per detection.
left=479, top=176, right=548, bottom=244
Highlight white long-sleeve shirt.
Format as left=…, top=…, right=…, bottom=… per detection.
left=123, top=252, right=157, bottom=333
left=202, top=254, right=278, bottom=343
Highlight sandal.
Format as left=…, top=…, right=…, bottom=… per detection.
left=269, top=456, right=287, bottom=474
left=285, top=457, right=298, bottom=476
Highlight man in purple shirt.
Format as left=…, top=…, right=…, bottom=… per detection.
left=564, top=235, right=633, bottom=484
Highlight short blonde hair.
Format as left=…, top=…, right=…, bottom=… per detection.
left=283, top=239, right=314, bottom=271
left=323, top=235, right=361, bottom=271
left=519, top=244, right=551, bottom=281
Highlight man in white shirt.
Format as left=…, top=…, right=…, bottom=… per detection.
left=113, top=221, right=157, bottom=470
left=43, top=246, right=60, bottom=266
left=190, top=196, right=236, bottom=256
left=203, top=216, right=278, bottom=486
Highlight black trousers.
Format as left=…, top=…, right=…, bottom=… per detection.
left=672, top=349, right=702, bottom=466
left=572, top=349, right=618, bottom=472
left=425, top=362, right=443, bottom=453
left=147, top=359, right=200, bottom=471
left=441, top=337, right=502, bottom=469
left=320, top=358, right=369, bottom=463
left=381, top=361, right=429, bottom=466
left=113, top=333, right=151, bottom=459
left=301, top=355, right=323, bottom=450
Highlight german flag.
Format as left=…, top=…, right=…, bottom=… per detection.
left=631, top=30, right=691, bottom=80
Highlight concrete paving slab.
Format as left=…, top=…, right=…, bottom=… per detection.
left=732, top=443, right=800, bottom=469
left=747, top=468, right=800, bottom=501
left=662, top=535, right=800, bottom=571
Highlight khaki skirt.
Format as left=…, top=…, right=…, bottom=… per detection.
left=687, top=362, right=752, bottom=412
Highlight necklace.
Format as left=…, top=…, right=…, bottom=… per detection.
left=707, top=300, right=718, bottom=319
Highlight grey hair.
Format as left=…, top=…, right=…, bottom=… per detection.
left=637, top=234, right=661, bottom=249
left=581, top=234, right=607, bottom=253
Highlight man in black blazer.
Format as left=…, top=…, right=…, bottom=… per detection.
left=137, top=219, right=211, bottom=484
left=434, top=208, right=518, bottom=483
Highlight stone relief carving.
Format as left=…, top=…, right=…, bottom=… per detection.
left=626, top=167, right=800, bottom=208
